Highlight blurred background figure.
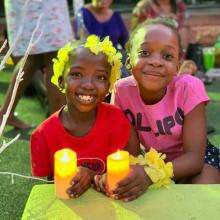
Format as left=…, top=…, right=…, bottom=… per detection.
left=131, top=0, right=187, bottom=55
left=0, top=0, right=73, bottom=130
left=178, top=59, right=197, bottom=76
left=74, top=0, right=129, bottom=49
left=131, top=0, right=186, bottom=30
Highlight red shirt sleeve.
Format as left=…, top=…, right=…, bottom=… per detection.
left=30, top=130, right=52, bottom=177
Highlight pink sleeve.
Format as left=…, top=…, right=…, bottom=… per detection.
left=30, top=131, right=52, bottom=177
left=111, top=82, right=122, bottom=108
left=108, top=109, right=131, bottom=155
left=183, top=76, right=209, bottom=115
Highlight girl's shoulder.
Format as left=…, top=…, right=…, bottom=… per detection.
left=32, top=108, right=62, bottom=135
left=170, top=74, right=209, bottom=105
left=172, top=74, right=205, bottom=90
left=81, top=6, right=92, bottom=15
left=116, top=76, right=137, bottom=88
left=82, top=5, right=98, bottom=18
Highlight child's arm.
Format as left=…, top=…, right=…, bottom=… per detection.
left=94, top=124, right=151, bottom=201
left=172, top=103, right=207, bottom=180
left=112, top=125, right=152, bottom=201
left=124, top=124, right=140, bottom=156
left=94, top=166, right=152, bottom=201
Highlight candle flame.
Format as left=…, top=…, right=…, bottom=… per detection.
left=61, top=150, right=70, bottom=162
left=113, top=150, right=122, bottom=160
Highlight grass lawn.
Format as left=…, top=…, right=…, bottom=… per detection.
left=0, top=66, right=220, bottom=219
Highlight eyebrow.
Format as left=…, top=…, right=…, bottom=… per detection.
left=141, top=42, right=176, bottom=50
left=70, top=66, right=108, bottom=73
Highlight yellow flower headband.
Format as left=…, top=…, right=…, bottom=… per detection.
left=51, top=35, right=123, bottom=93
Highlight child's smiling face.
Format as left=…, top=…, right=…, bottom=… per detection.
left=130, top=24, right=180, bottom=98
left=62, top=47, right=110, bottom=113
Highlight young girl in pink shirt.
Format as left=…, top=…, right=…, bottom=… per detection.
left=96, top=17, right=220, bottom=202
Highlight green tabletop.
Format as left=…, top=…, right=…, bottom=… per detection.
left=22, top=184, right=220, bottom=220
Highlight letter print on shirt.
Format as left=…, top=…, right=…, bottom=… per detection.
left=124, top=107, right=184, bottom=137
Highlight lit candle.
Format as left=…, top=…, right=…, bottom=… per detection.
left=107, top=150, right=130, bottom=192
left=54, top=148, right=77, bottom=199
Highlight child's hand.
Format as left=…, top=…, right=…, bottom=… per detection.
left=67, top=166, right=95, bottom=198
left=112, top=165, right=151, bottom=202
left=93, top=173, right=109, bottom=196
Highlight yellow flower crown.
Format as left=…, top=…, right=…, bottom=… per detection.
left=51, top=35, right=123, bottom=93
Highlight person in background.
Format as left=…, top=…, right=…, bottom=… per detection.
left=74, top=0, right=129, bottom=49
left=131, top=0, right=187, bottom=54
left=132, top=0, right=186, bottom=30
left=178, top=59, right=197, bottom=76
left=73, top=0, right=84, bottom=16
left=0, top=0, right=73, bottom=129
left=30, top=35, right=143, bottom=198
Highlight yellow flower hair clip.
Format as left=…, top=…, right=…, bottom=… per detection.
left=130, top=148, right=174, bottom=189
left=51, top=35, right=122, bottom=93
left=51, top=42, right=73, bottom=93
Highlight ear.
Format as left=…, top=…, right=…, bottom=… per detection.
left=58, top=76, right=64, bottom=90
left=125, top=57, right=132, bottom=71
left=107, top=81, right=110, bottom=93
left=104, top=81, right=110, bottom=98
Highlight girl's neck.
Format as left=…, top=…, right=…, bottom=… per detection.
left=64, top=105, right=96, bottom=124
left=139, top=88, right=167, bottom=105
left=87, top=4, right=113, bottom=22
left=61, top=105, right=97, bottom=137
left=90, top=4, right=109, bottom=15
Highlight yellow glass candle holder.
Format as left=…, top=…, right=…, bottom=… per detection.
left=54, top=148, right=77, bottom=199
left=107, top=150, right=130, bottom=192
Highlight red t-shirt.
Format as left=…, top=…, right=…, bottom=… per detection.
left=31, top=103, right=131, bottom=177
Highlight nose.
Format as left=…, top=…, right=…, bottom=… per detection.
left=81, top=76, right=94, bottom=90
left=148, top=54, right=163, bottom=67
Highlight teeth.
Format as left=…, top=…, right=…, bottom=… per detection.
left=78, top=95, right=94, bottom=103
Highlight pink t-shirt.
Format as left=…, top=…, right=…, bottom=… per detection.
left=113, top=74, right=209, bottom=161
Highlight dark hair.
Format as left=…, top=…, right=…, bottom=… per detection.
left=126, top=16, right=182, bottom=58
left=63, top=39, right=85, bottom=76
left=153, top=0, right=177, bottom=13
